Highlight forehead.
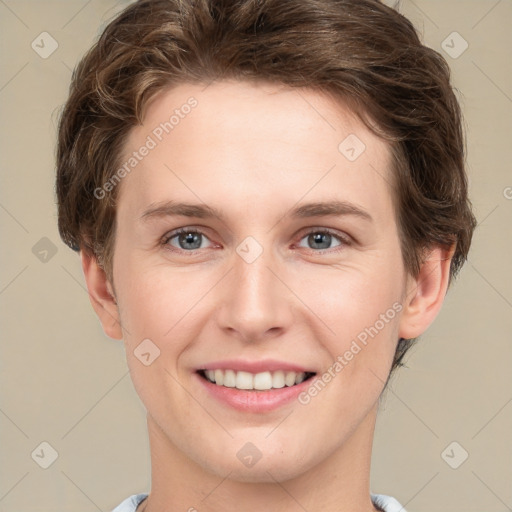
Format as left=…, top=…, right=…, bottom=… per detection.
left=116, top=80, right=395, bottom=226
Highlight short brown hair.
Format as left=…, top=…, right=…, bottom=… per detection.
left=55, top=0, right=477, bottom=375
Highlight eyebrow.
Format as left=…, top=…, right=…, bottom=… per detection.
left=139, top=199, right=373, bottom=223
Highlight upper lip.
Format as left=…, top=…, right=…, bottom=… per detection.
left=198, top=359, right=316, bottom=374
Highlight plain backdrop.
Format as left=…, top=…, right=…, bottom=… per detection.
left=0, top=1, right=511, bottom=511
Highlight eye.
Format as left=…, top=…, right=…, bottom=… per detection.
left=162, top=228, right=213, bottom=252
left=296, top=229, right=349, bottom=252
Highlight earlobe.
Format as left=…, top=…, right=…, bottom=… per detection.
left=398, top=243, right=456, bottom=340
left=80, top=250, right=123, bottom=340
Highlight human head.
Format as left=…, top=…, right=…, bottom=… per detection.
left=56, top=0, right=476, bottom=378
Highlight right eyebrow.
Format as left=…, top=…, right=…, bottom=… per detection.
left=140, top=201, right=225, bottom=223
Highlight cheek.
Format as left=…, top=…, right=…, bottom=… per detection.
left=116, top=260, right=207, bottom=338
left=291, top=259, right=403, bottom=391
left=296, top=259, right=402, bottom=333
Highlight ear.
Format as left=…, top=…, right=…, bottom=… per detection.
left=398, top=243, right=456, bottom=340
left=80, top=250, right=123, bottom=340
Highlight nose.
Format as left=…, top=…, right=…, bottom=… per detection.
left=215, top=244, right=294, bottom=343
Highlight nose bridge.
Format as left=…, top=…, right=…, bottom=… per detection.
left=217, top=239, right=291, bottom=340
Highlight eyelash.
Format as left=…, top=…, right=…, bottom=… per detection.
left=160, top=227, right=351, bottom=255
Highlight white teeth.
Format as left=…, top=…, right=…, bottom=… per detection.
left=202, top=369, right=311, bottom=390
left=272, top=370, right=285, bottom=388
left=235, top=371, right=254, bottom=389
left=285, top=371, right=296, bottom=387
left=254, top=371, right=272, bottom=390
left=223, top=369, right=236, bottom=388
left=214, top=369, right=224, bottom=386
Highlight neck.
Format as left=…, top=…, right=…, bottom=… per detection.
left=141, top=402, right=380, bottom=512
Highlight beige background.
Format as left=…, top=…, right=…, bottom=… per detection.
left=1, top=0, right=511, bottom=511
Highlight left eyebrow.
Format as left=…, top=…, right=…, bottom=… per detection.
left=139, top=199, right=373, bottom=223
left=290, top=200, right=373, bottom=223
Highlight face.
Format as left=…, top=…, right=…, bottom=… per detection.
left=106, top=80, right=412, bottom=482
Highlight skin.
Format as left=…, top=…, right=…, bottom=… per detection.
left=81, top=80, right=454, bottom=512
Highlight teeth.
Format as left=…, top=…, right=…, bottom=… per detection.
left=272, top=370, right=285, bottom=388
left=295, top=372, right=305, bottom=384
left=235, top=371, right=253, bottom=389
left=223, top=369, right=236, bottom=388
left=202, top=369, right=311, bottom=390
left=285, top=371, right=297, bottom=386
left=254, top=371, right=272, bottom=390
left=214, top=369, right=224, bottom=386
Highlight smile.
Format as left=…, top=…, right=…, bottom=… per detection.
left=197, top=369, right=316, bottom=391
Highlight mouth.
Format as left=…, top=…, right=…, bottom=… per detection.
left=197, top=369, right=317, bottom=391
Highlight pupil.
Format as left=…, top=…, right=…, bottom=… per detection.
left=180, top=232, right=201, bottom=249
left=310, top=232, right=330, bottom=249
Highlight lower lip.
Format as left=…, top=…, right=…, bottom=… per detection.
left=194, top=372, right=315, bottom=413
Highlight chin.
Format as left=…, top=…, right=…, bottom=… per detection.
left=197, top=447, right=313, bottom=484
left=217, top=462, right=305, bottom=484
